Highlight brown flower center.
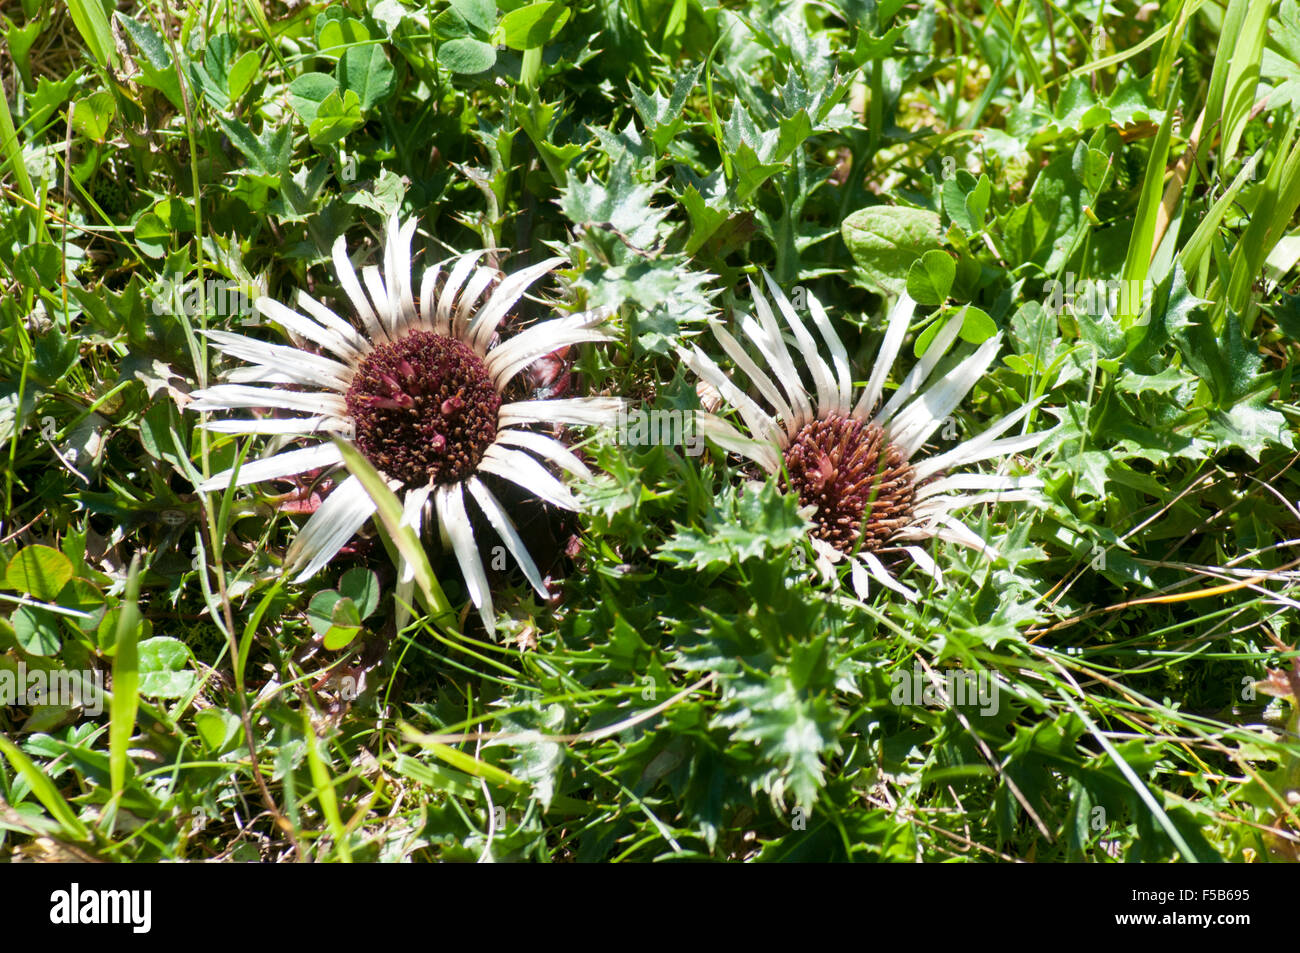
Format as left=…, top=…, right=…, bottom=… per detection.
left=345, top=330, right=499, bottom=487
left=782, top=414, right=916, bottom=553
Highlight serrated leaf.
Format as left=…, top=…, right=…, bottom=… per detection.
left=658, top=482, right=809, bottom=571
left=718, top=672, right=842, bottom=809
left=1206, top=402, right=1295, bottom=461
left=1115, top=367, right=1190, bottom=395
left=215, top=115, right=291, bottom=177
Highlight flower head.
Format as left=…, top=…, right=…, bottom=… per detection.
left=681, top=272, right=1049, bottom=600
left=189, top=215, right=621, bottom=628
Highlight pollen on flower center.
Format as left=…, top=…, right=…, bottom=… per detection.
left=345, top=330, right=500, bottom=487
left=782, top=414, right=916, bottom=553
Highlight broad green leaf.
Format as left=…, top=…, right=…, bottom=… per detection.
left=97, top=606, right=152, bottom=655
left=451, top=0, right=497, bottom=33
left=496, top=1, right=570, bottom=51
left=137, top=635, right=200, bottom=698
left=339, top=567, right=380, bottom=619
left=288, top=72, right=339, bottom=125
left=317, top=15, right=370, bottom=58
left=59, top=578, right=106, bottom=633
left=195, top=708, right=241, bottom=751
left=321, top=597, right=361, bottom=652
left=226, top=48, right=261, bottom=102
left=338, top=43, right=396, bottom=111
left=431, top=8, right=474, bottom=41
left=134, top=212, right=169, bottom=258
left=905, top=249, right=955, bottom=305
left=6, top=545, right=74, bottom=601
left=71, top=91, right=115, bottom=142
left=12, top=605, right=61, bottom=656
left=438, top=37, right=496, bottom=74
left=308, top=89, right=364, bottom=147
left=307, top=590, right=343, bottom=637
left=842, top=206, right=943, bottom=297
left=15, top=243, right=61, bottom=290
left=955, top=305, right=997, bottom=344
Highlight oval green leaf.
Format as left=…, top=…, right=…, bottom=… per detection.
left=842, top=205, right=943, bottom=297
left=498, top=1, right=570, bottom=51
left=437, top=37, right=497, bottom=74
left=6, top=545, right=74, bottom=601
left=905, top=249, right=956, bottom=305
left=13, top=605, right=61, bottom=656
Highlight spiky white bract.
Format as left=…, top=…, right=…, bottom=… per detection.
left=190, top=214, right=621, bottom=631
left=680, top=271, right=1050, bottom=602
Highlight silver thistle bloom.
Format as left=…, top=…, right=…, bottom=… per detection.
left=680, top=272, right=1050, bottom=601
left=189, top=215, right=621, bottom=628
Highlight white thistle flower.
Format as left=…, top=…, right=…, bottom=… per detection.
left=189, top=215, right=621, bottom=629
left=680, top=271, right=1051, bottom=601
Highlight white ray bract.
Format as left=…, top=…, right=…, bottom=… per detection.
left=189, top=213, right=618, bottom=623
left=685, top=271, right=1050, bottom=599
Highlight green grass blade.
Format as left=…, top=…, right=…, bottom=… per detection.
left=1226, top=113, right=1300, bottom=321
left=1045, top=656, right=1201, bottom=862
left=1218, top=0, right=1270, bottom=165
left=1151, top=0, right=1201, bottom=100
left=0, top=79, right=35, bottom=209
left=0, top=734, right=91, bottom=842
left=303, top=709, right=352, bottom=862
left=1179, top=148, right=1263, bottom=275
left=332, top=437, right=458, bottom=630
left=64, top=0, right=119, bottom=71
left=108, top=554, right=143, bottom=804
left=1119, top=78, right=1181, bottom=328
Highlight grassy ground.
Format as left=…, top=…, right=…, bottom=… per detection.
left=1, top=0, right=1299, bottom=862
